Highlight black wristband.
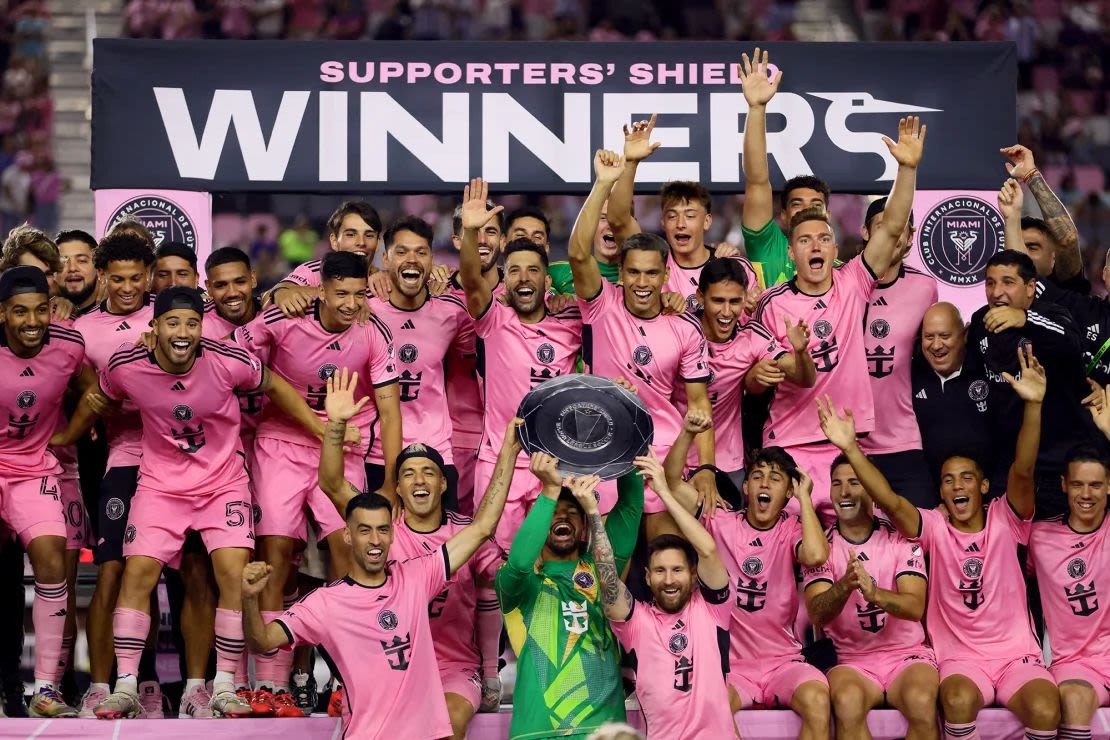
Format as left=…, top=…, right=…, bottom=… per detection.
left=689, top=464, right=719, bottom=478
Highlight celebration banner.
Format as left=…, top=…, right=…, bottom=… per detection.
left=91, top=39, right=1015, bottom=195
left=94, top=189, right=213, bottom=278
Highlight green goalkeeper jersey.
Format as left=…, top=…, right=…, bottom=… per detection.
left=495, top=473, right=643, bottom=739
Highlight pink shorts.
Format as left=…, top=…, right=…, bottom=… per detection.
left=253, top=436, right=366, bottom=542
left=123, top=482, right=255, bottom=566
left=440, top=662, right=481, bottom=711
left=0, top=473, right=66, bottom=547
left=780, top=442, right=841, bottom=525
left=475, top=456, right=543, bottom=551
left=1050, top=660, right=1110, bottom=706
left=59, top=477, right=89, bottom=551
left=454, top=447, right=478, bottom=516
left=940, top=654, right=1054, bottom=707
left=728, top=657, right=828, bottom=709
left=836, top=648, right=938, bottom=694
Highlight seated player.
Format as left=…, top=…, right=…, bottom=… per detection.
left=69, top=287, right=328, bottom=719
left=594, top=452, right=737, bottom=739
left=241, top=410, right=522, bottom=739
left=1029, top=437, right=1110, bottom=740
left=662, top=410, right=831, bottom=739
left=802, top=455, right=939, bottom=740
left=318, top=368, right=504, bottom=736
left=818, top=345, right=1062, bottom=740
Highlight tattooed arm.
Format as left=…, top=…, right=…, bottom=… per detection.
left=1002, top=144, right=1082, bottom=280
left=567, top=476, right=633, bottom=621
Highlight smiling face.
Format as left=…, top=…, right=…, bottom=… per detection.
left=545, top=498, right=584, bottom=557
left=985, top=264, right=1035, bottom=309
left=397, top=457, right=446, bottom=520
left=151, top=255, right=198, bottom=294
left=153, top=308, right=202, bottom=371
left=594, top=201, right=618, bottom=263
left=504, top=248, right=549, bottom=318
left=939, top=456, right=989, bottom=526
left=331, top=213, right=380, bottom=260
left=386, top=230, right=433, bottom=300
left=2, top=292, right=50, bottom=354
left=1063, top=460, right=1108, bottom=530
left=58, top=239, right=97, bottom=305
left=508, top=216, right=549, bottom=252
left=788, top=218, right=837, bottom=290
left=830, top=462, right=872, bottom=525
left=101, top=259, right=149, bottom=314
left=743, top=461, right=792, bottom=528
left=919, top=304, right=966, bottom=377
left=698, top=279, right=746, bottom=342
left=205, top=261, right=257, bottom=325
left=344, top=506, right=394, bottom=576
left=320, top=276, right=368, bottom=329
left=661, top=199, right=711, bottom=259
left=619, top=248, right=667, bottom=317
left=646, top=547, right=695, bottom=614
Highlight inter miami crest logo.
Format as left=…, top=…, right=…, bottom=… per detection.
left=124, top=524, right=137, bottom=544
left=574, top=571, right=595, bottom=589
left=317, top=363, right=338, bottom=381
left=960, top=557, right=984, bottom=610
left=105, top=498, right=125, bottom=521
left=378, top=609, right=399, bottom=631
left=684, top=293, right=700, bottom=313
left=869, top=319, right=890, bottom=339
left=398, top=344, right=418, bottom=364
left=536, top=343, right=556, bottom=365
left=962, top=558, right=983, bottom=579
left=16, top=391, right=35, bottom=409
left=1068, top=558, right=1087, bottom=579
left=632, top=345, right=653, bottom=366
left=742, top=557, right=764, bottom=577
left=968, top=380, right=990, bottom=412
left=813, top=320, right=833, bottom=339
left=918, top=196, right=1004, bottom=287
left=172, top=404, right=193, bottom=422
left=108, top=195, right=197, bottom=248
left=668, top=633, right=688, bottom=655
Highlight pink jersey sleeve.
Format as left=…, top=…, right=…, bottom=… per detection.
left=474, top=298, right=512, bottom=337
left=365, top=315, right=398, bottom=388
left=841, top=254, right=881, bottom=299
left=676, top=317, right=710, bottom=384
left=469, top=537, right=506, bottom=582
left=576, top=278, right=618, bottom=324
left=282, top=260, right=321, bottom=288
left=223, top=347, right=265, bottom=393
left=996, top=494, right=1032, bottom=543
left=608, top=598, right=642, bottom=651
left=99, top=363, right=126, bottom=402
left=276, top=589, right=326, bottom=647
left=399, top=545, right=451, bottom=601
left=231, top=312, right=276, bottom=366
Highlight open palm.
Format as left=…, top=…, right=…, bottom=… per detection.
left=882, top=116, right=927, bottom=168
left=739, top=47, right=781, bottom=107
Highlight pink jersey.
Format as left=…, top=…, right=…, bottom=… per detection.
left=859, top=267, right=937, bottom=455
left=706, top=511, right=807, bottom=663
left=0, top=324, right=84, bottom=478
left=610, top=583, right=735, bottom=739
left=282, top=259, right=322, bottom=288
left=47, top=317, right=80, bottom=482
left=75, top=296, right=156, bottom=469
left=366, top=293, right=474, bottom=466
left=802, top=520, right=928, bottom=659
left=444, top=272, right=503, bottom=450
left=276, top=548, right=454, bottom=740
left=918, top=497, right=1041, bottom=663
left=676, top=320, right=786, bottom=472
left=754, top=257, right=878, bottom=448
left=202, top=300, right=266, bottom=441
left=664, top=249, right=759, bottom=315
left=100, top=339, right=263, bottom=495
left=475, top=299, right=582, bottom=464
left=232, top=302, right=397, bottom=453
left=579, top=281, right=710, bottom=457
left=1030, top=515, right=1110, bottom=666
left=389, top=511, right=504, bottom=667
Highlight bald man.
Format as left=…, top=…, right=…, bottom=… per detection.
left=910, top=303, right=997, bottom=499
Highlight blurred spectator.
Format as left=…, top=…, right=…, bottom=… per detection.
left=278, top=215, right=318, bottom=267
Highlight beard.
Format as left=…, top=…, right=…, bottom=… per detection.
left=59, top=282, right=96, bottom=307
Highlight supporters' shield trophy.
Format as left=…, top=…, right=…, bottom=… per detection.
left=516, top=374, right=654, bottom=480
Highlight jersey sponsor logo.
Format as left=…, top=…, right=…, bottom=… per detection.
left=107, top=195, right=197, bottom=249
left=632, top=345, right=653, bottom=366
left=529, top=366, right=561, bottom=389
left=7, top=410, right=38, bottom=439
left=428, top=588, right=449, bottom=618
left=105, top=497, right=125, bottom=521
left=237, top=389, right=264, bottom=415
left=741, top=556, right=764, bottom=577
left=399, top=370, right=423, bottom=402
left=172, top=404, right=193, bottom=421
left=1065, top=580, right=1099, bottom=617
left=378, top=609, right=399, bottom=630
left=573, top=571, right=595, bottom=589
left=735, top=575, right=768, bottom=613
left=868, top=319, right=890, bottom=339
left=668, top=633, right=688, bottom=654
left=1067, top=558, right=1088, bottom=579
left=918, top=197, right=1004, bottom=287
left=968, top=379, right=989, bottom=412
left=16, top=390, right=36, bottom=408
left=172, top=422, right=206, bottom=453
left=856, top=600, right=886, bottom=633
left=561, top=600, right=589, bottom=634
left=866, top=345, right=894, bottom=378
left=673, top=655, right=694, bottom=693
left=380, top=633, right=412, bottom=671
left=398, top=344, right=418, bottom=364
left=812, top=335, right=840, bottom=373
left=536, top=342, right=556, bottom=365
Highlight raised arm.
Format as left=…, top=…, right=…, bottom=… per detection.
left=663, top=409, right=710, bottom=514
left=1001, top=345, right=1045, bottom=519
left=458, top=178, right=505, bottom=318
left=319, top=367, right=371, bottom=513
left=793, top=472, right=829, bottom=567
left=608, top=115, right=659, bottom=244
left=569, top=475, right=633, bottom=621
left=494, top=453, right=563, bottom=610
left=817, top=395, right=922, bottom=538
left=241, top=562, right=292, bottom=654
left=861, top=116, right=926, bottom=277
left=740, top=47, right=782, bottom=232
left=374, top=381, right=402, bottom=497
left=445, top=418, right=522, bottom=576
left=998, top=178, right=1027, bottom=258
left=569, top=150, right=624, bottom=300
left=684, top=381, right=722, bottom=513
left=636, top=453, right=728, bottom=590
left=1002, top=144, right=1082, bottom=280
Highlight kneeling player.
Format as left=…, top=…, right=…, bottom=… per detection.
left=803, top=455, right=938, bottom=740
left=818, top=344, right=1061, bottom=739
left=72, top=288, right=326, bottom=718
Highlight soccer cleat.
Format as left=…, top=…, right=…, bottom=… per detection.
left=29, top=686, right=78, bottom=718
left=209, top=689, right=253, bottom=718
left=327, top=685, right=344, bottom=717
left=479, top=676, right=502, bottom=713
left=178, top=684, right=214, bottom=718
left=290, top=671, right=317, bottom=714
left=273, top=691, right=305, bottom=718
left=77, top=685, right=110, bottom=718
left=93, top=689, right=141, bottom=719
left=247, top=688, right=275, bottom=716
left=137, top=680, right=164, bottom=718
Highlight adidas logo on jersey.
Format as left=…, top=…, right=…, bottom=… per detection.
left=327, top=341, right=341, bottom=351
left=915, top=389, right=927, bottom=399
left=749, top=538, right=763, bottom=547
left=401, top=320, right=416, bottom=330
left=814, top=300, right=828, bottom=310
left=964, top=542, right=981, bottom=553
left=19, top=367, right=34, bottom=377
left=856, top=552, right=869, bottom=561
left=170, top=381, right=186, bottom=391
left=872, top=297, right=888, bottom=307
left=115, top=321, right=131, bottom=331
left=1072, top=541, right=1085, bottom=549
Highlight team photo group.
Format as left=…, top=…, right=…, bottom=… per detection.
left=3, top=45, right=1110, bottom=740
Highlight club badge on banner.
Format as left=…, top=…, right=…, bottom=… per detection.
left=94, top=189, right=213, bottom=278
left=904, top=190, right=1006, bottom=323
